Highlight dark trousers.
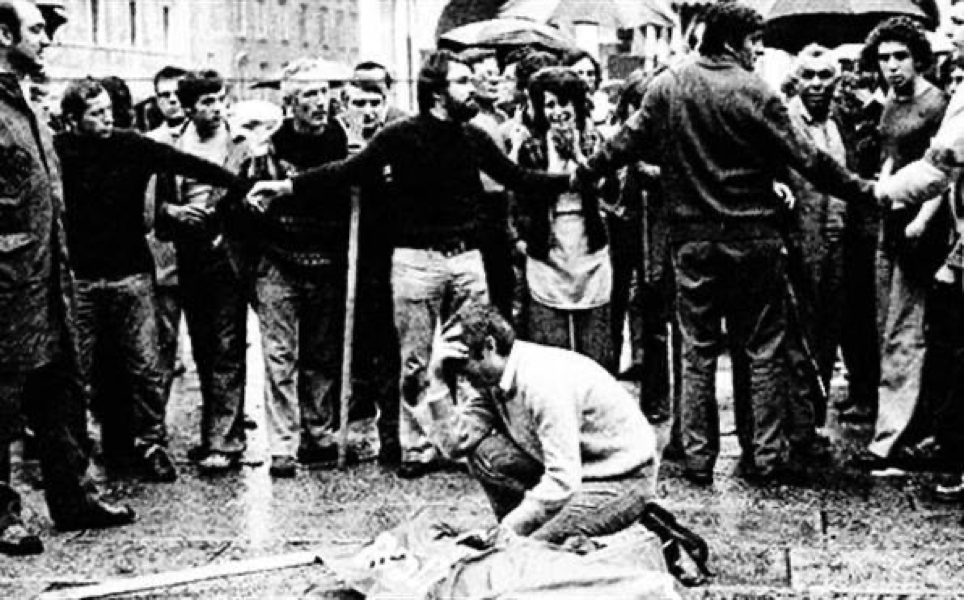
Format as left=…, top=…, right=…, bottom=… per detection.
left=608, top=215, right=646, bottom=372
left=673, top=238, right=789, bottom=474
left=177, top=243, right=248, bottom=455
left=0, top=357, right=99, bottom=527
left=75, top=273, right=168, bottom=452
left=841, top=227, right=880, bottom=409
left=920, top=281, right=964, bottom=469
left=355, top=248, right=400, bottom=455
left=155, top=284, right=182, bottom=404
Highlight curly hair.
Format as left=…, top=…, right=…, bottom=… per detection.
left=699, top=1, right=764, bottom=57
left=527, top=66, right=590, bottom=136
left=861, top=16, right=933, bottom=75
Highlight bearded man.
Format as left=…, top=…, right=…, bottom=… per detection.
left=247, top=50, right=572, bottom=478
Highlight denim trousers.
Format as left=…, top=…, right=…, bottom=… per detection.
left=177, top=243, right=248, bottom=455
left=75, top=273, right=167, bottom=451
left=672, top=238, right=789, bottom=474
left=392, top=248, right=489, bottom=464
left=468, top=433, right=655, bottom=543
left=869, top=260, right=927, bottom=458
left=254, top=255, right=345, bottom=458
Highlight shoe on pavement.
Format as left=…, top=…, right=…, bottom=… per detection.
left=186, top=445, right=209, bottom=463
left=847, top=448, right=889, bottom=471
left=934, top=475, right=964, bottom=502
left=56, top=500, right=136, bottom=531
left=269, top=456, right=297, bottom=478
left=142, top=446, right=177, bottom=483
left=377, top=444, right=402, bottom=467
left=681, top=469, right=714, bottom=487
left=197, top=452, right=241, bottom=474
left=0, top=522, right=43, bottom=556
left=297, top=445, right=359, bottom=468
left=397, top=460, right=445, bottom=479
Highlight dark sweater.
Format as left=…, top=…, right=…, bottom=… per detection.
left=255, top=119, right=350, bottom=266
left=293, top=113, right=570, bottom=247
left=583, top=56, right=874, bottom=242
left=55, top=129, right=242, bottom=279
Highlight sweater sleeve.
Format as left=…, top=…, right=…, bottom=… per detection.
left=879, top=94, right=964, bottom=206
left=408, top=379, right=496, bottom=460
left=291, top=129, right=389, bottom=197
left=759, top=94, right=874, bottom=205
left=474, top=126, right=570, bottom=195
left=580, top=77, right=664, bottom=184
left=501, top=387, right=581, bottom=536
left=139, top=133, right=243, bottom=190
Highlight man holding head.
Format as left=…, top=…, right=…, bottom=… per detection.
left=0, top=0, right=135, bottom=555
left=247, top=50, right=571, bottom=478
left=574, top=2, right=876, bottom=485
left=410, top=302, right=657, bottom=541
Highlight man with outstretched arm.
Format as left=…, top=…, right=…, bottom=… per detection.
left=572, top=1, right=877, bottom=486
left=247, top=50, right=571, bottom=479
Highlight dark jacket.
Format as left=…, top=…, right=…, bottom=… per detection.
left=515, top=128, right=609, bottom=261
left=54, top=129, right=242, bottom=280
left=582, top=55, right=874, bottom=242
left=0, top=74, right=77, bottom=372
left=247, top=118, right=351, bottom=267
left=292, top=113, right=570, bottom=248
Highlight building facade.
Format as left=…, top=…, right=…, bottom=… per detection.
left=47, top=0, right=362, bottom=100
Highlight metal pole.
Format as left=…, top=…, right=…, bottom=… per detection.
left=338, top=184, right=362, bottom=469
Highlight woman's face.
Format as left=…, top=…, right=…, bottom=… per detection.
left=544, top=91, right=576, bottom=130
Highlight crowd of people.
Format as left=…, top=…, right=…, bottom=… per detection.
left=1, top=0, right=963, bottom=579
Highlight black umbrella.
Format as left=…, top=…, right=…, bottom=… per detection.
left=438, top=17, right=578, bottom=53
left=749, top=0, right=939, bottom=53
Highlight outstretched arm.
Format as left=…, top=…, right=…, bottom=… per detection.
left=143, top=134, right=243, bottom=191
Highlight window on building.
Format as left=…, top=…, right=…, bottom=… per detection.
left=279, top=0, right=289, bottom=42
left=162, top=5, right=171, bottom=49
left=90, top=0, right=100, bottom=43
left=257, top=0, right=268, bottom=38
left=129, top=1, right=138, bottom=45
left=299, top=3, right=308, bottom=46
left=319, top=6, right=329, bottom=50
left=335, top=9, right=345, bottom=54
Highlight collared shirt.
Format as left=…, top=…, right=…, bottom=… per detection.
left=412, top=341, right=655, bottom=534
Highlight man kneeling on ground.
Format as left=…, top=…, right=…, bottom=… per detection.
left=410, top=302, right=657, bottom=542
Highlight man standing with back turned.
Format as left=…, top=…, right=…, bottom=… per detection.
left=574, top=1, right=877, bottom=485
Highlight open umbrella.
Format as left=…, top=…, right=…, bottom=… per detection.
left=502, top=0, right=677, bottom=30
left=749, top=0, right=939, bottom=53
left=438, top=17, right=578, bottom=53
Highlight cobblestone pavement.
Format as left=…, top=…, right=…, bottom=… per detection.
left=1, top=316, right=962, bottom=598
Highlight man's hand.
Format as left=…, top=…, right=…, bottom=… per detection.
left=874, top=158, right=896, bottom=208
left=428, top=323, right=469, bottom=383
left=246, top=179, right=293, bottom=213
left=455, top=524, right=520, bottom=550
left=773, top=181, right=795, bottom=210
left=163, top=204, right=211, bottom=228
left=905, top=217, right=928, bottom=240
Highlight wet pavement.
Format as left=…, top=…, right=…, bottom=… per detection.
left=2, top=319, right=963, bottom=599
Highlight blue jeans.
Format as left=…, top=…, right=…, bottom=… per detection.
left=75, top=273, right=167, bottom=450
left=254, top=256, right=344, bottom=458
left=468, top=433, right=654, bottom=543
left=392, top=248, right=489, bottom=463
